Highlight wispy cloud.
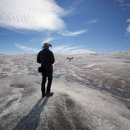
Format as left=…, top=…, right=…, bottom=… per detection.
left=15, top=43, right=94, bottom=54
left=63, top=7, right=75, bottom=16
left=87, top=19, right=99, bottom=24
left=126, top=18, right=130, bottom=33
left=0, top=0, right=65, bottom=31
left=60, top=30, right=87, bottom=37
left=15, top=43, right=39, bottom=52
left=52, top=45, right=94, bottom=54
left=114, top=0, right=130, bottom=10
left=63, top=0, right=83, bottom=16
left=127, top=19, right=130, bottom=22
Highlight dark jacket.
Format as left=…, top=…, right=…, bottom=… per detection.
left=37, top=48, right=55, bottom=75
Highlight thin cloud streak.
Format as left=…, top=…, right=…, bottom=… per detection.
left=60, top=30, right=87, bottom=37
left=0, top=0, right=65, bottom=31
left=52, top=45, right=94, bottom=54
left=15, top=43, right=39, bottom=52
left=87, top=19, right=99, bottom=24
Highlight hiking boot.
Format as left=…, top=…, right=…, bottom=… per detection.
left=46, top=92, right=54, bottom=97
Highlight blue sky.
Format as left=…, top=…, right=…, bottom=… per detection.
left=0, top=0, right=130, bottom=54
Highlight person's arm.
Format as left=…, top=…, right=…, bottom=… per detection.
left=51, top=52, right=55, bottom=64
left=37, top=52, right=41, bottom=63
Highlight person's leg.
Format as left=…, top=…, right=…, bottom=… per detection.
left=41, top=74, right=46, bottom=97
left=46, top=75, right=52, bottom=93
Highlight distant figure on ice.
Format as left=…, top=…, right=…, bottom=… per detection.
left=37, top=43, right=55, bottom=98
left=67, top=57, right=73, bottom=61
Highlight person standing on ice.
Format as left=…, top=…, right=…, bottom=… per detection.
left=37, top=43, right=55, bottom=98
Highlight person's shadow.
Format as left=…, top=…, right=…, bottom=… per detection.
left=12, top=97, right=48, bottom=130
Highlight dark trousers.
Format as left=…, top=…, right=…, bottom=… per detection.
left=41, top=74, right=53, bottom=94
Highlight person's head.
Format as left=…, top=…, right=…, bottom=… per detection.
left=42, top=43, right=52, bottom=49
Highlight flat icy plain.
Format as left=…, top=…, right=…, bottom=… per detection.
left=0, top=53, right=130, bottom=130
